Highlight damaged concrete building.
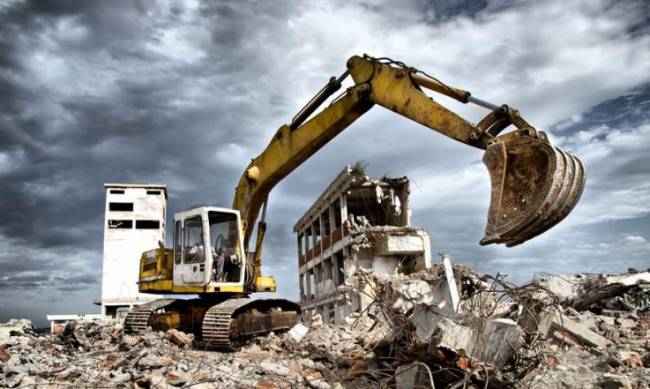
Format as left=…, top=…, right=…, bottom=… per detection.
left=294, top=165, right=432, bottom=324
left=97, top=183, right=167, bottom=317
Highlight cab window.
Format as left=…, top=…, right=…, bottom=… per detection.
left=183, top=216, right=205, bottom=264
left=174, top=221, right=182, bottom=265
left=208, top=211, right=242, bottom=283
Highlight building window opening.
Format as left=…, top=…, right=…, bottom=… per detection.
left=315, top=263, right=323, bottom=284
left=109, top=189, right=125, bottom=194
left=299, top=273, right=306, bottom=300
left=304, top=231, right=312, bottom=251
left=334, top=252, right=345, bottom=286
left=108, top=219, right=132, bottom=229
left=312, top=221, right=321, bottom=244
left=322, top=211, right=331, bottom=236
left=136, top=220, right=160, bottom=229
left=308, top=269, right=315, bottom=300
left=323, top=257, right=333, bottom=281
left=109, top=202, right=134, bottom=212
left=147, top=190, right=161, bottom=195
left=298, top=233, right=304, bottom=256
left=333, top=199, right=342, bottom=228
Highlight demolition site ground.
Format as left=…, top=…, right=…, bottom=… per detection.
left=1, top=257, right=649, bottom=389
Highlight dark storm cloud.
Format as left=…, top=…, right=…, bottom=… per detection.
left=0, top=0, right=649, bottom=326
left=0, top=0, right=278, bottom=250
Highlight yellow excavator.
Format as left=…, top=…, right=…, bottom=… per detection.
left=124, top=55, right=585, bottom=349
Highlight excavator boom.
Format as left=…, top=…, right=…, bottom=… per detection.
left=235, top=55, right=586, bottom=283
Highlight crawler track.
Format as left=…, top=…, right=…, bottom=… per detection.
left=201, top=298, right=251, bottom=351
left=123, top=299, right=176, bottom=333
left=201, top=298, right=301, bottom=351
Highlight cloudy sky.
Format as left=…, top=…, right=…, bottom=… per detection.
left=0, top=0, right=649, bottom=327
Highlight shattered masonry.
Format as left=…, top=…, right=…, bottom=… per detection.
left=1, top=266, right=648, bottom=388
left=293, top=165, right=431, bottom=324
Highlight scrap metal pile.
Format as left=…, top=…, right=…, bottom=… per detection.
left=1, top=259, right=648, bottom=388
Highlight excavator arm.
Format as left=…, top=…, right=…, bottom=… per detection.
left=233, top=55, right=585, bottom=286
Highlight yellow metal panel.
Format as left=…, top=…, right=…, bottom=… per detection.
left=151, top=312, right=180, bottom=331
left=138, top=279, right=173, bottom=293
left=254, top=276, right=276, bottom=292
left=139, top=248, right=174, bottom=281
left=348, top=55, right=479, bottom=146
left=219, top=285, right=245, bottom=293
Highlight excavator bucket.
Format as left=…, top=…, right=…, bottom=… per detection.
left=480, top=132, right=585, bottom=246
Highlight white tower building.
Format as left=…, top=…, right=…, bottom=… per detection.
left=100, top=183, right=167, bottom=317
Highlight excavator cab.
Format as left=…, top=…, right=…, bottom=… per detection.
left=138, top=207, right=247, bottom=294
left=172, top=207, right=245, bottom=289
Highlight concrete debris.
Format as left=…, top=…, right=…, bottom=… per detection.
left=0, top=319, right=34, bottom=342
left=165, top=328, right=192, bottom=348
left=0, top=261, right=648, bottom=388
left=542, top=310, right=611, bottom=348
left=395, top=362, right=435, bottom=389
left=288, top=322, right=309, bottom=342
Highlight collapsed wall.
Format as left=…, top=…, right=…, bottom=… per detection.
left=293, top=165, right=431, bottom=324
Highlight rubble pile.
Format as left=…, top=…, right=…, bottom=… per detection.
left=0, top=259, right=648, bottom=388
left=336, top=258, right=650, bottom=388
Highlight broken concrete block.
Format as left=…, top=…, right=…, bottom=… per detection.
left=532, top=274, right=581, bottom=303
left=604, top=271, right=650, bottom=286
left=165, top=371, right=190, bottom=386
left=0, top=319, right=33, bottom=341
left=544, top=311, right=611, bottom=348
left=474, top=318, right=524, bottom=368
left=260, top=361, right=290, bottom=376
left=395, top=363, right=433, bottom=389
left=310, top=314, right=323, bottom=328
left=441, top=253, right=460, bottom=313
left=165, top=329, right=191, bottom=347
left=288, top=323, right=309, bottom=342
left=430, top=317, right=474, bottom=353
left=411, top=305, right=446, bottom=341
left=374, top=234, right=425, bottom=255
left=137, top=355, right=165, bottom=369
left=598, top=373, right=632, bottom=389
left=428, top=316, right=523, bottom=368
left=0, top=345, right=10, bottom=362
left=393, top=280, right=435, bottom=313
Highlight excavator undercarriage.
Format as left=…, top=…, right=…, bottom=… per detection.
left=124, top=297, right=300, bottom=351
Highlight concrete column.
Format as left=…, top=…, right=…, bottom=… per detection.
left=401, top=182, right=410, bottom=226
left=340, top=194, right=348, bottom=224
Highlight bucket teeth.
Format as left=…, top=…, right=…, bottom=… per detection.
left=481, top=135, right=586, bottom=246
